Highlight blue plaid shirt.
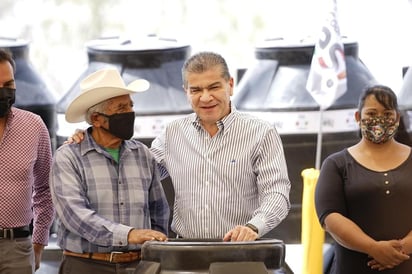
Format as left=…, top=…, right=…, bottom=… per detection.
left=50, top=128, right=169, bottom=253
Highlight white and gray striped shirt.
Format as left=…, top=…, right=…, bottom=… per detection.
left=151, top=107, right=291, bottom=238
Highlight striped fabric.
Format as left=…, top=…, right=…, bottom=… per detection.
left=151, top=106, right=291, bottom=238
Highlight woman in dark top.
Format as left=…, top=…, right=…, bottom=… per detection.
left=315, top=85, right=412, bottom=273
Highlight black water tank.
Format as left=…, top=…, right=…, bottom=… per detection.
left=55, top=36, right=192, bottom=148
left=233, top=38, right=377, bottom=243
left=0, top=38, right=57, bottom=151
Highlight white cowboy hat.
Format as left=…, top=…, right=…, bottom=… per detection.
left=65, top=68, right=149, bottom=123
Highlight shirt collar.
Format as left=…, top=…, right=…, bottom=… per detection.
left=191, top=103, right=238, bottom=132
left=80, top=127, right=140, bottom=156
left=4, top=107, right=16, bottom=124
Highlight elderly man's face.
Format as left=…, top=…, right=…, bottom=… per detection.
left=92, top=94, right=136, bottom=141
left=104, top=94, right=134, bottom=115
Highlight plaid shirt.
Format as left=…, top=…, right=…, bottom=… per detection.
left=50, top=128, right=169, bottom=253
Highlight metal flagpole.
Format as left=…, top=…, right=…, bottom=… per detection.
left=302, top=0, right=348, bottom=273
left=315, top=110, right=324, bottom=170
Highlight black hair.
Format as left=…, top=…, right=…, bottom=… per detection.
left=0, top=48, right=16, bottom=73
left=357, top=84, right=412, bottom=145
left=357, top=84, right=398, bottom=113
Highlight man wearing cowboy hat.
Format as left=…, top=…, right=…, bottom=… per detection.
left=50, top=68, right=170, bottom=273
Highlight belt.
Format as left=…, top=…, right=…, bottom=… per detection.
left=0, top=226, right=30, bottom=240
left=63, top=250, right=141, bottom=263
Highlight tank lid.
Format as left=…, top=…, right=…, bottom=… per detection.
left=255, top=36, right=357, bottom=49
left=0, top=37, right=29, bottom=48
left=86, top=35, right=190, bottom=52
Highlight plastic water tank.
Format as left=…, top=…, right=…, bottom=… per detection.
left=55, top=36, right=192, bottom=148
left=232, top=37, right=377, bottom=243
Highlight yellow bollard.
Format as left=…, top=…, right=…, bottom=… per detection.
left=301, top=168, right=325, bottom=274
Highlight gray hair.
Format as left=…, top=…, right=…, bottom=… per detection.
left=85, top=100, right=109, bottom=125
left=181, top=51, right=231, bottom=88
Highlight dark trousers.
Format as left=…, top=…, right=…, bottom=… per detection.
left=59, top=255, right=139, bottom=274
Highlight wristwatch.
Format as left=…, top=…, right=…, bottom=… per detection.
left=245, top=223, right=258, bottom=234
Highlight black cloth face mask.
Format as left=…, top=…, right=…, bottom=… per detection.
left=98, top=111, right=135, bottom=140
left=0, top=87, right=16, bottom=118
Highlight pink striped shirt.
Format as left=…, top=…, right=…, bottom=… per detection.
left=0, top=107, right=55, bottom=245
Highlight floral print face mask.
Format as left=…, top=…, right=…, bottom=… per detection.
left=360, top=116, right=399, bottom=144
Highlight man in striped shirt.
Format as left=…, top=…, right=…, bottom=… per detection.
left=50, top=68, right=170, bottom=273
left=151, top=51, right=291, bottom=241
left=70, top=52, right=291, bottom=242
left=0, top=49, right=55, bottom=273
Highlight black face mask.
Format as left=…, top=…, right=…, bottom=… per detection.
left=0, top=87, right=16, bottom=118
left=98, top=111, right=135, bottom=140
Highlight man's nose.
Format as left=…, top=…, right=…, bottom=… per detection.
left=200, top=90, right=212, bottom=101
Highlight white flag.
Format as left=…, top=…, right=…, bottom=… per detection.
left=306, top=0, right=347, bottom=110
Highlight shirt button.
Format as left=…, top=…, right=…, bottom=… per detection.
left=386, top=190, right=390, bottom=195
left=384, top=181, right=389, bottom=185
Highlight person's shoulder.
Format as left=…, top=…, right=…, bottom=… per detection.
left=322, top=149, right=350, bottom=167
left=55, top=130, right=94, bottom=155
left=127, top=139, right=151, bottom=151
left=55, top=140, right=81, bottom=152
left=53, top=142, right=78, bottom=163
left=235, top=111, right=274, bottom=129
left=127, top=139, right=157, bottom=160
left=168, top=114, right=194, bottom=126
left=10, top=107, right=48, bottom=132
left=326, top=149, right=347, bottom=159
left=161, top=114, right=195, bottom=133
left=12, top=107, right=43, bottom=123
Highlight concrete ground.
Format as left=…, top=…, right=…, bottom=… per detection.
left=37, top=235, right=61, bottom=274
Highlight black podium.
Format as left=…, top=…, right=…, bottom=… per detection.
left=134, top=239, right=292, bottom=274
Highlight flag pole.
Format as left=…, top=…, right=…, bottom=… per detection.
left=315, top=109, right=324, bottom=170
left=303, top=0, right=348, bottom=273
